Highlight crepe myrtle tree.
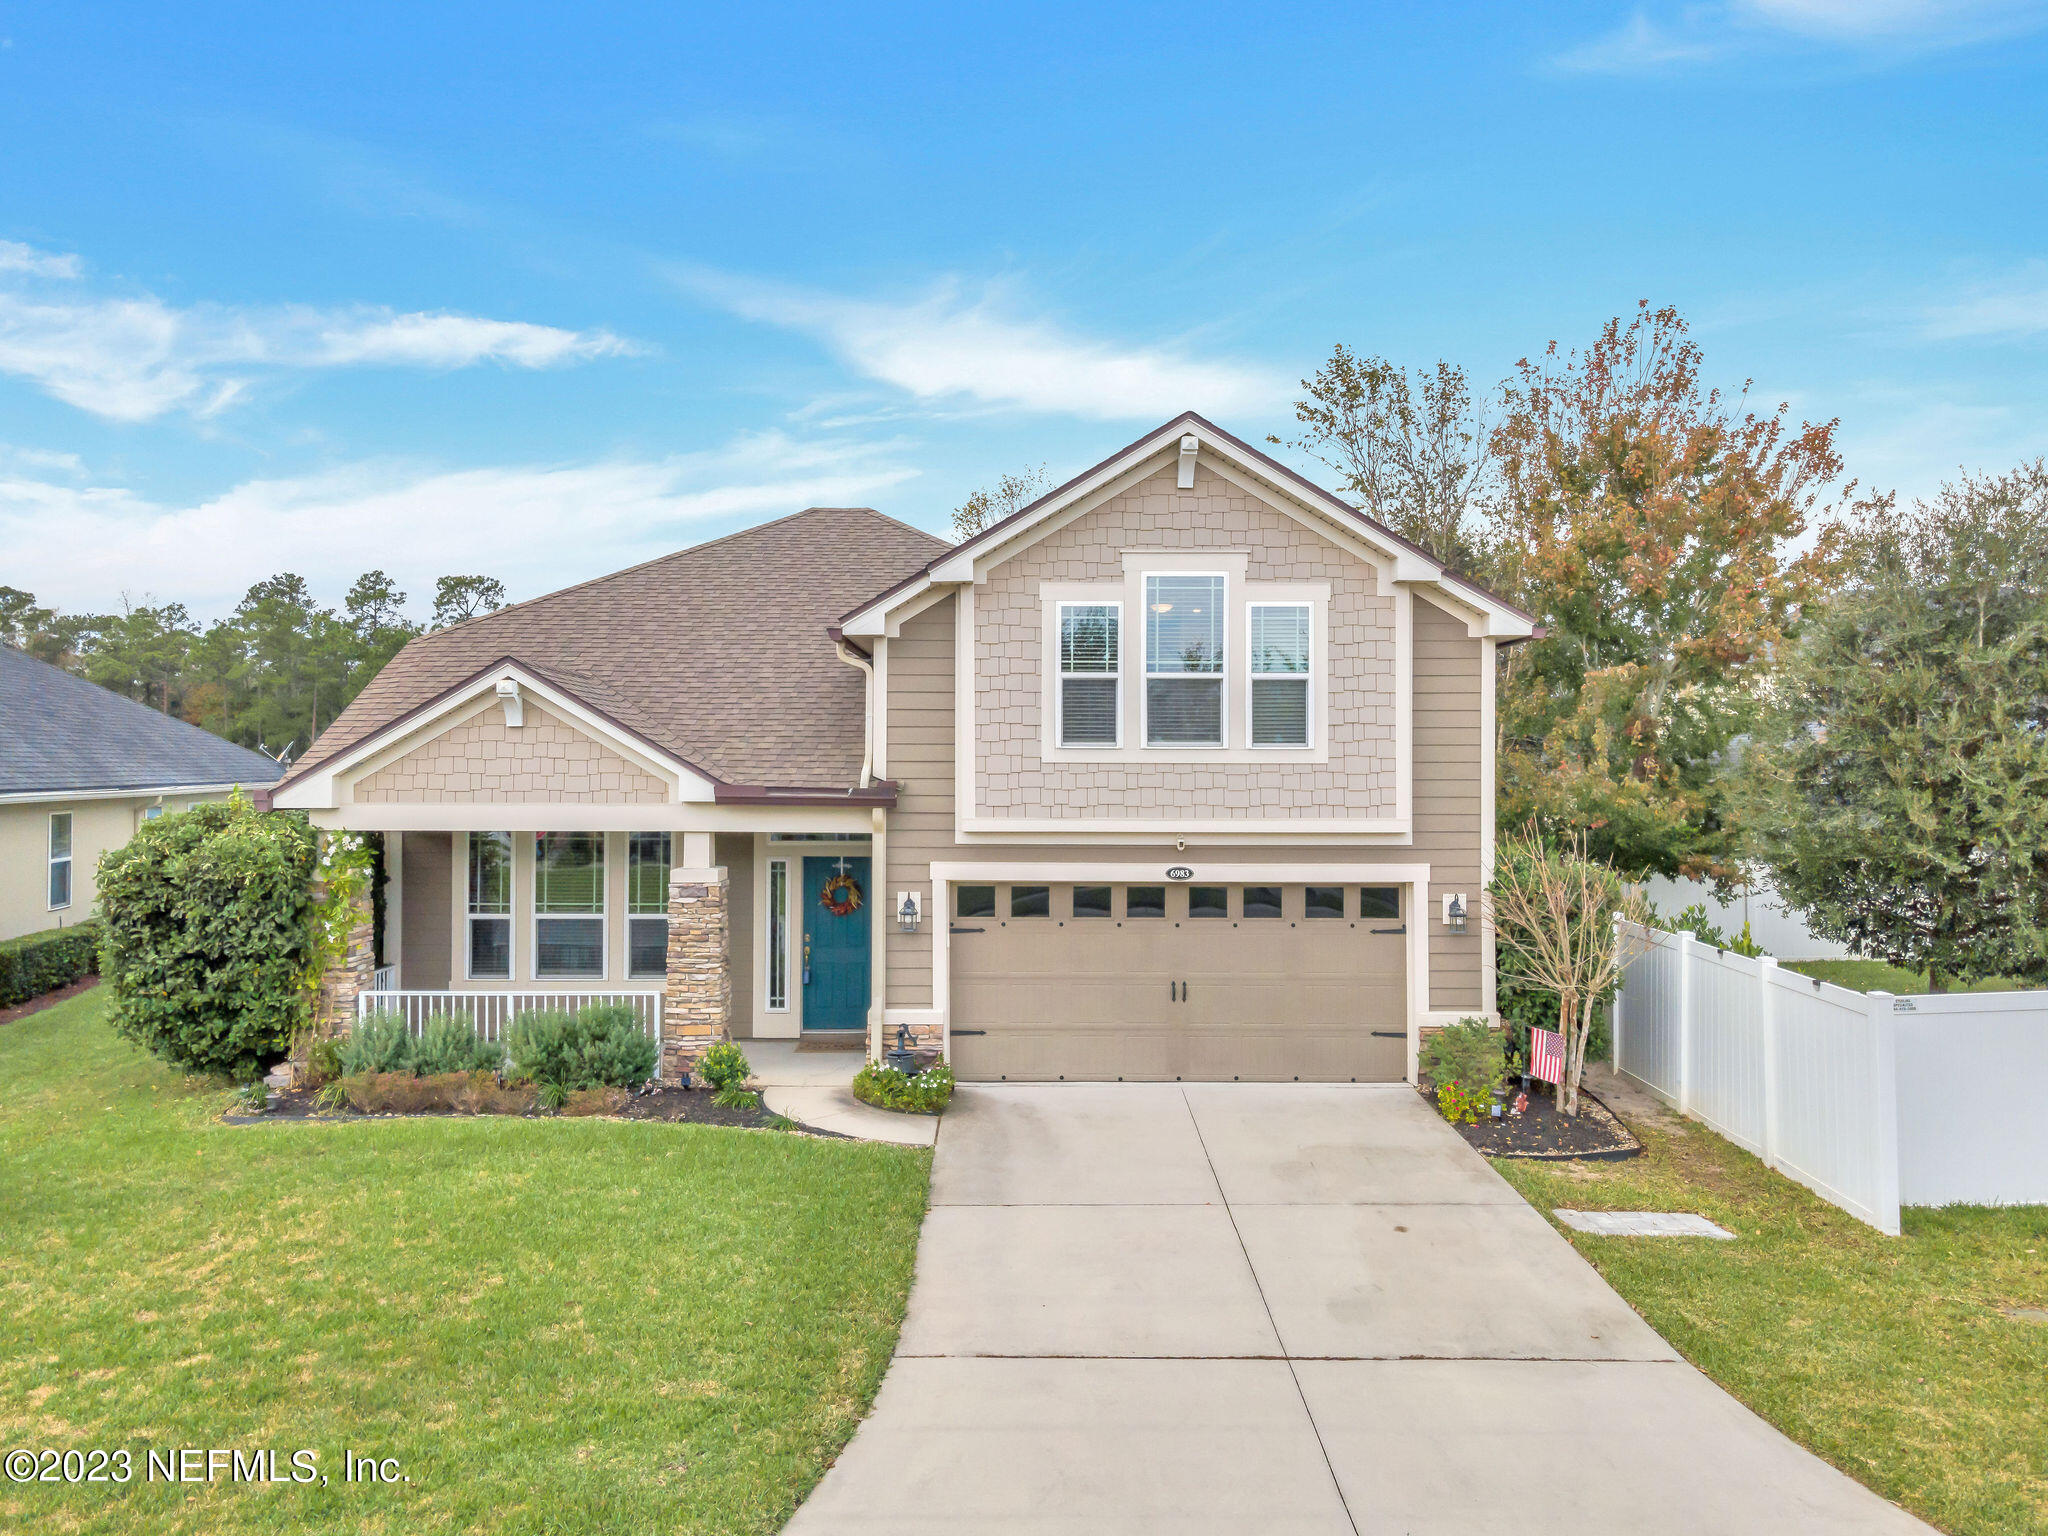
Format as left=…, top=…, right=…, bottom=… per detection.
left=1736, top=462, right=2048, bottom=989
left=1486, top=826, right=1654, bottom=1116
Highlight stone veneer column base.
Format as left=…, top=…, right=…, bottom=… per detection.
left=662, top=865, right=731, bottom=1081
left=294, top=884, right=373, bottom=1086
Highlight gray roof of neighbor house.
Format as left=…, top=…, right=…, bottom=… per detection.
left=281, top=507, right=950, bottom=794
left=0, top=644, right=284, bottom=797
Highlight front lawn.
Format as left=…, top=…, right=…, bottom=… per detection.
left=0, top=988, right=931, bottom=1535
left=1781, top=958, right=2025, bottom=995
left=1496, top=1105, right=2048, bottom=1536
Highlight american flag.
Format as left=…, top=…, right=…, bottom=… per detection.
left=1529, top=1025, right=1565, bottom=1085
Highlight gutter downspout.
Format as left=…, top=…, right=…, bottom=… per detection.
left=830, top=629, right=875, bottom=790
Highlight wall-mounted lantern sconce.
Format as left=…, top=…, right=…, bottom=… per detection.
left=897, top=891, right=922, bottom=933
left=1442, top=892, right=1469, bottom=933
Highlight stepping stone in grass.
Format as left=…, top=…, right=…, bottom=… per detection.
left=1553, top=1210, right=1736, bottom=1239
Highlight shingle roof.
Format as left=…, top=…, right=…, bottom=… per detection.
left=286, top=507, right=949, bottom=792
left=0, top=645, right=284, bottom=796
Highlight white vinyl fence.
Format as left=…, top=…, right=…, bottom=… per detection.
left=356, top=989, right=663, bottom=1045
left=1614, top=922, right=2048, bottom=1234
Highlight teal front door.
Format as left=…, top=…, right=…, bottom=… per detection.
left=802, top=856, right=871, bottom=1031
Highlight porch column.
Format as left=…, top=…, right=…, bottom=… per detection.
left=661, top=857, right=730, bottom=1080
left=311, top=882, right=374, bottom=1038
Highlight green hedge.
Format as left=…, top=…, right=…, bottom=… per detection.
left=0, top=921, right=100, bottom=1008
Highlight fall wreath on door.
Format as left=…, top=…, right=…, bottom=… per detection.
left=819, top=872, right=864, bottom=916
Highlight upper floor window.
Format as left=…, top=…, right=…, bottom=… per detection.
left=1249, top=603, right=1311, bottom=746
left=626, top=832, right=670, bottom=979
left=47, top=812, right=72, bottom=910
left=535, top=832, right=605, bottom=979
left=1145, top=573, right=1225, bottom=746
left=467, top=831, right=512, bottom=979
left=1058, top=602, right=1120, bottom=747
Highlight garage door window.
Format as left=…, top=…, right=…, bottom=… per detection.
left=1243, top=886, right=1283, bottom=918
left=1188, top=885, right=1228, bottom=918
left=1072, top=885, right=1112, bottom=917
left=1360, top=886, right=1401, bottom=920
left=1010, top=885, right=1050, bottom=918
left=1125, top=885, right=1165, bottom=918
left=1305, top=885, right=1345, bottom=919
left=957, top=884, right=996, bottom=919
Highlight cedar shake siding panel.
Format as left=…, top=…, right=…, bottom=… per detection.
left=972, top=462, right=1398, bottom=821
left=882, top=591, right=1489, bottom=1017
left=883, top=595, right=956, bottom=1008
left=355, top=703, right=670, bottom=804
left=399, top=831, right=453, bottom=990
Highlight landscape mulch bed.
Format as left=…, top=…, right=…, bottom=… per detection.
left=229, top=1081, right=845, bottom=1135
left=1427, top=1080, right=1644, bottom=1161
left=0, top=976, right=100, bottom=1028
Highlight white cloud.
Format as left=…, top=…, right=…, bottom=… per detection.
left=1553, top=0, right=2046, bottom=72
left=679, top=268, right=1289, bottom=421
left=0, top=432, right=921, bottom=614
left=0, top=241, right=633, bottom=421
left=1921, top=262, right=2048, bottom=339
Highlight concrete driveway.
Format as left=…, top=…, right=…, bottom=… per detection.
left=787, top=1084, right=1935, bottom=1535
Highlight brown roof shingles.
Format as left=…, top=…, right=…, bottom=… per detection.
left=290, top=508, right=947, bottom=792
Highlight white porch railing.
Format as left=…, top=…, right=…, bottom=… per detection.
left=356, top=989, right=663, bottom=1044
left=371, top=965, right=397, bottom=992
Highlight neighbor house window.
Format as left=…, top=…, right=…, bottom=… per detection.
left=466, top=831, right=512, bottom=978
left=1058, top=602, right=1120, bottom=747
left=1249, top=603, right=1311, bottom=746
left=627, top=832, right=670, bottom=979
left=767, top=858, right=790, bottom=1010
left=47, top=812, right=72, bottom=910
left=534, top=832, right=605, bottom=979
left=1145, top=574, right=1225, bottom=746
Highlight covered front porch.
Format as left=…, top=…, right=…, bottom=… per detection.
left=323, top=813, right=895, bottom=1081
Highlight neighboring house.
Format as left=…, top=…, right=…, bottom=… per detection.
left=268, top=414, right=1537, bottom=1083
left=0, top=645, right=284, bottom=942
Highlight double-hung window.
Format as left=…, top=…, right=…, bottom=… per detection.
left=626, top=832, right=670, bottom=979
left=534, top=832, right=605, bottom=979
left=466, top=831, right=512, bottom=978
left=47, top=812, right=72, bottom=910
left=1249, top=603, right=1312, bottom=746
left=1145, top=573, right=1225, bottom=746
left=1057, top=602, right=1120, bottom=746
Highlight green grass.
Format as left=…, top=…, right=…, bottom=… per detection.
left=0, top=988, right=932, bottom=1535
left=1782, top=958, right=2025, bottom=995
left=1495, top=1107, right=2048, bottom=1536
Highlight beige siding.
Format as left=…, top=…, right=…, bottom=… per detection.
left=883, top=596, right=956, bottom=1008
left=399, top=832, right=453, bottom=989
left=883, top=591, right=1488, bottom=1017
left=355, top=702, right=669, bottom=803
left=0, top=792, right=227, bottom=943
left=716, top=833, right=756, bottom=1037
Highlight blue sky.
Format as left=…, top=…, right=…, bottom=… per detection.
left=3, top=1, right=2045, bottom=616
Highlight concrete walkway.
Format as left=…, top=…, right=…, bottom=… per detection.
left=785, top=1082, right=1934, bottom=1535
left=748, top=1039, right=938, bottom=1147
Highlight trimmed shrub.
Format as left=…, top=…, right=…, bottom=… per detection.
left=560, top=1087, right=631, bottom=1117
left=340, top=1011, right=416, bottom=1076
left=853, top=1061, right=954, bottom=1114
left=412, top=1011, right=503, bottom=1075
left=96, top=797, right=328, bottom=1079
left=0, top=921, right=100, bottom=1007
left=342, top=1071, right=473, bottom=1114
left=695, top=1041, right=750, bottom=1091
left=505, top=1005, right=656, bottom=1090
left=457, top=1071, right=536, bottom=1116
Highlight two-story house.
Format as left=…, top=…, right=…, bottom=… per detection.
left=267, top=414, right=1537, bottom=1083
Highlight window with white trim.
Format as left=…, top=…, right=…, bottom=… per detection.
left=1144, top=573, right=1225, bottom=746
left=1248, top=602, right=1312, bottom=746
left=1057, top=601, right=1120, bottom=747
left=767, top=858, right=791, bottom=1010
left=47, top=812, right=72, bottom=910
left=466, top=831, right=512, bottom=978
left=626, top=832, right=670, bottom=978
left=534, top=832, right=605, bottom=979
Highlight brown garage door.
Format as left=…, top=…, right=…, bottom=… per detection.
left=949, top=881, right=1408, bottom=1082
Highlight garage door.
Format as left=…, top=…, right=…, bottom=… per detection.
left=949, top=881, right=1408, bottom=1082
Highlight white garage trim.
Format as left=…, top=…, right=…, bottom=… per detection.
left=928, top=859, right=1432, bottom=1084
